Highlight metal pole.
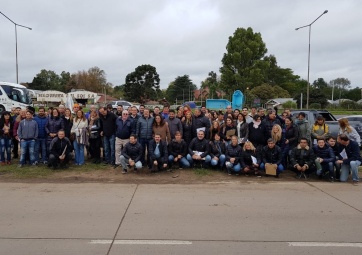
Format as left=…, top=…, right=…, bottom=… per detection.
left=295, top=10, right=328, bottom=110
left=0, top=11, right=32, bottom=83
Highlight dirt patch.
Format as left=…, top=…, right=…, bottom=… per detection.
left=0, top=165, right=337, bottom=184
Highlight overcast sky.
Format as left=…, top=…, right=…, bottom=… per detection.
left=1, top=0, right=361, bottom=90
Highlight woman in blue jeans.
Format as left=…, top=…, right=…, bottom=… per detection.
left=71, top=110, right=88, bottom=166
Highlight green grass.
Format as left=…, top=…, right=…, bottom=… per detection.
left=193, top=168, right=212, bottom=176
left=329, top=110, right=362, bottom=115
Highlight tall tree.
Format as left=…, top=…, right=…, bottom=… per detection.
left=312, top=78, right=328, bottom=89
left=123, top=64, right=160, bottom=103
left=30, top=69, right=63, bottom=91
left=220, top=27, right=268, bottom=95
left=250, top=84, right=290, bottom=102
left=330, top=77, right=351, bottom=90
left=165, top=75, right=197, bottom=103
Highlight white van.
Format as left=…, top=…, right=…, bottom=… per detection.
left=0, top=81, right=32, bottom=113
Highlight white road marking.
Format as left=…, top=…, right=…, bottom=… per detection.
left=90, top=240, right=192, bottom=245
left=288, top=242, right=362, bottom=248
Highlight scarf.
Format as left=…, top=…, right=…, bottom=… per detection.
left=253, top=120, right=261, bottom=129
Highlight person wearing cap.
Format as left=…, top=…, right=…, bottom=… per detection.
left=336, top=134, right=361, bottom=185
left=312, top=115, right=329, bottom=144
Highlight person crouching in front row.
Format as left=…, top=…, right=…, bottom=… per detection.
left=120, top=134, right=143, bottom=174
left=225, top=136, right=242, bottom=175
left=187, top=130, right=211, bottom=168
left=240, top=141, right=261, bottom=177
left=149, top=133, right=168, bottom=172
left=290, top=137, right=315, bottom=179
left=48, top=130, right=72, bottom=169
left=168, top=131, right=190, bottom=169
left=260, top=138, right=284, bottom=178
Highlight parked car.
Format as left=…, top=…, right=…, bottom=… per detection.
left=111, top=100, right=133, bottom=110
left=337, top=115, right=362, bottom=140
left=290, top=110, right=361, bottom=145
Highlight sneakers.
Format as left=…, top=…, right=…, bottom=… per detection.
left=353, top=181, right=359, bottom=186
left=17, top=164, right=24, bottom=168
left=329, top=177, right=334, bottom=182
left=121, top=169, right=128, bottom=174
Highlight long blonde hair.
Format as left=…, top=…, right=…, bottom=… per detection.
left=271, top=124, right=282, bottom=142
left=338, top=118, right=352, bottom=133
left=243, top=141, right=256, bottom=152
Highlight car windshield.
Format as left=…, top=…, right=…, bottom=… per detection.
left=1, top=85, right=32, bottom=104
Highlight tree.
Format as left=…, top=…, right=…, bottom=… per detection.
left=30, top=69, right=63, bottom=91
left=165, top=75, right=197, bottom=103
left=312, top=78, right=328, bottom=89
left=250, top=84, right=290, bottom=102
left=220, top=27, right=268, bottom=95
left=65, top=66, right=112, bottom=93
left=201, top=71, right=220, bottom=99
left=330, top=77, right=351, bottom=90
left=123, top=64, right=160, bottom=103
left=295, top=87, right=328, bottom=109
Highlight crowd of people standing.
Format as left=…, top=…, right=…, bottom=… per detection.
left=0, top=103, right=360, bottom=185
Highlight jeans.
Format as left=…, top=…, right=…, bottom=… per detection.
left=260, top=163, right=285, bottom=174
left=139, top=138, right=152, bottom=167
left=0, top=137, right=12, bottom=162
left=120, top=155, right=142, bottom=170
left=225, top=162, right=241, bottom=172
left=168, top=155, right=190, bottom=168
left=73, top=140, right=85, bottom=165
left=103, top=135, right=115, bottom=164
left=35, top=138, right=48, bottom=163
left=211, top=154, right=226, bottom=167
left=20, top=139, right=36, bottom=165
left=315, top=160, right=334, bottom=177
left=186, top=154, right=211, bottom=166
left=340, top=160, right=361, bottom=182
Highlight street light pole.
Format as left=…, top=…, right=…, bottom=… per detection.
left=295, top=10, right=328, bottom=109
left=0, top=11, right=32, bottom=84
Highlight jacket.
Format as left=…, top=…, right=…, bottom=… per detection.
left=209, top=140, right=226, bottom=158
left=62, top=116, right=73, bottom=138
left=313, top=144, right=335, bottom=163
left=17, top=119, right=38, bottom=140
left=152, top=124, right=171, bottom=142
left=100, top=111, right=117, bottom=137
left=182, top=120, right=194, bottom=146
left=225, top=143, right=242, bottom=163
left=284, top=124, right=299, bottom=148
left=149, top=139, right=168, bottom=163
left=290, top=145, right=315, bottom=168
left=89, top=118, right=101, bottom=139
left=240, top=149, right=260, bottom=168
left=193, top=114, right=211, bottom=138
left=0, top=119, right=13, bottom=139
left=49, top=137, right=72, bottom=158
left=261, top=145, right=283, bottom=165
left=248, top=122, right=267, bottom=146
left=168, top=139, right=188, bottom=157
left=337, top=140, right=362, bottom=164
left=220, top=125, right=236, bottom=142
left=136, top=116, right=154, bottom=140
left=296, top=119, right=311, bottom=142
left=122, top=141, right=143, bottom=162
left=34, top=115, right=48, bottom=139
left=116, top=117, right=135, bottom=139
left=236, top=121, right=249, bottom=143
left=166, top=117, right=183, bottom=139
left=188, top=137, right=210, bottom=158
left=45, top=117, right=64, bottom=138
left=312, top=123, right=329, bottom=140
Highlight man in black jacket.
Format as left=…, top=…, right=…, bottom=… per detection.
left=260, top=138, right=284, bottom=177
left=187, top=130, right=211, bottom=167
left=337, top=134, right=362, bottom=185
left=99, top=106, right=117, bottom=165
left=290, top=137, right=315, bottom=179
left=120, top=134, right=143, bottom=174
left=48, top=130, right=72, bottom=169
left=149, top=133, right=168, bottom=172
left=168, top=131, right=190, bottom=169
left=193, top=108, right=211, bottom=139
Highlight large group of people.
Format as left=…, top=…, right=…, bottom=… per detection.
left=0, top=103, right=361, bottom=185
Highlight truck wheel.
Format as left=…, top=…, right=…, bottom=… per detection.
left=0, top=105, right=5, bottom=113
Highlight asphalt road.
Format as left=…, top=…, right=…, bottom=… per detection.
left=1, top=181, right=361, bottom=255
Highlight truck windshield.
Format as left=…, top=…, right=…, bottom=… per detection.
left=314, top=112, right=336, bottom=121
